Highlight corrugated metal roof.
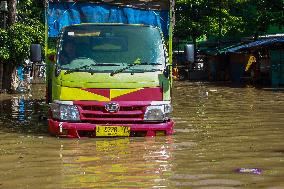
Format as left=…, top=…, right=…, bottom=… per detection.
left=227, top=37, right=284, bottom=53
left=203, top=43, right=244, bottom=55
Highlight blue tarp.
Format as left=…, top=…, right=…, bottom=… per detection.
left=17, top=66, right=24, bottom=81
left=227, top=37, right=284, bottom=52
left=48, top=2, right=169, bottom=38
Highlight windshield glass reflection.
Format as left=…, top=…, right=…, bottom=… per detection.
left=58, top=25, right=166, bottom=73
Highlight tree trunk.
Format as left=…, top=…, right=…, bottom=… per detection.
left=2, top=63, right=14, bottom=92
left=0, top=63, right=3, bottom=91
left=5, top=0, right=17, bottom=92
left=7, top=0, right=17, bottom=26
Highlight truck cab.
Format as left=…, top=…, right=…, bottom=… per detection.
left=39, top=0, right=174, bottom=138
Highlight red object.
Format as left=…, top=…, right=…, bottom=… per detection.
left=48, top=119, right=174, bottom=138
left=112, top=88, right=163, bottom=101
left=83, top=88, right=110, bottom=98
left=82, top=87, right=163, bottom=101
left=48, top=100, right=174, bottom=138
left=48, top=86, right=172, bottom=138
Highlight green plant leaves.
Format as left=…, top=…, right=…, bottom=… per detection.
left=0, top=0, right=44, bottom=65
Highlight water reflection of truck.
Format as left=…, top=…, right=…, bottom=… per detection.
left=30, top=0, right=176, bottom=138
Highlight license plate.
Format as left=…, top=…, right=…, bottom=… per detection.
left=96, top=126, right=130, bottom=137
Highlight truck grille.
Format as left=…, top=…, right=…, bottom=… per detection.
left=77, top=103, right=145, bottom=122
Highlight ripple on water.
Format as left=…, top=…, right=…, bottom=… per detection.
left=0, top=82, right=284, bottom=188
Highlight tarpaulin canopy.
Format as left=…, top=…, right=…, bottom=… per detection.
left=48, top=0, right=170, bottom=10
left=227, top=37, right=284, bottom=53
left=48, top=1, right=170, bottom=38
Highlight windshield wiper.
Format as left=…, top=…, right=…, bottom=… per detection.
left=110, top=62, right=163, bottom=76
left=64, top=64, right=93, bottom=75
left=140, top=62, right=163, bottom=65
left=64, top=63, right=120, bottom=75
left=89, top=63, right=121, bottom=66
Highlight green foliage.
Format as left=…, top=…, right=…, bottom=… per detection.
left=7, top=22, right=44, bottom=65
left=47, top=48, right=56, bottom=56
left=0, top=0, right=44, bottom=65
left=17, top=0, right=44, bottom=22
left=175, top=0, right=284, bottom=42
left=0, top=29, right=10, bottom=61
left=239, top=0, right=284, bottom=37
left=175, top=0, right=246, bottom=42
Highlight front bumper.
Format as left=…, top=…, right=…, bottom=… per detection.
left=48, top=119, right=174, bottom=138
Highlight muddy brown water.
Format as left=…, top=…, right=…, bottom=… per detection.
left=0, top=82, right=284, bottom=189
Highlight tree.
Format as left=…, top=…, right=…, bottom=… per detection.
left=7, top=0, right=16, bottom=25
left=174, top=0, right=245, bottom=46
left=0, top=0, right=44, bottom=91
left=0, top=29, right=9, bottom=61
left=7, top=23, right=44, bottom=65
left=239, top=0, right=284, bottom=39
left=174, top=0, right=284, bottom=43
left=0, top=29, right=9, bottom=90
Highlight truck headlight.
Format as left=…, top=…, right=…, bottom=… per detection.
left=50, top=103, right=80, bottom=121
left=144, top=104, right=172, bottom=121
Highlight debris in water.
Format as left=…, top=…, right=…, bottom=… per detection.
left=209, top=89, right=218, bottom=92
left=235, top=168, right=262, bottom=175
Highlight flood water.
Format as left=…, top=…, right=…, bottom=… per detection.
left=0, top=82, right=284, bottom=188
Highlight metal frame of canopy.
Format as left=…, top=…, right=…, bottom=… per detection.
left=45, top=0, right=174, bottom=66
left=46, top=0, right=171, bottom=10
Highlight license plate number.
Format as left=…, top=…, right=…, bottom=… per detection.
left=96, top=126, right=130, bottom=137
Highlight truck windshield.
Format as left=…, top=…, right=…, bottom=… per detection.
left=58, top=25, right=165, bottom=72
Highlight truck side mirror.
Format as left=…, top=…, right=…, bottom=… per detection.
left=30, top=44, right=42, bottom=62
left=184, top=44, right=194, bottom=63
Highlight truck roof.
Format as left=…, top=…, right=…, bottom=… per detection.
left=64, top=23, right=158, bottom=28
left=48, top=0, right=172, bottom=38
left=47, top=0, right=171, bottom=10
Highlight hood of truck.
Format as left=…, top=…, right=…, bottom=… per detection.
left=53, top=71, right=171, bottom=101
left=58, top=71, right=162, bottom=88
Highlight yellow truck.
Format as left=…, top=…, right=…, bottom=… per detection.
left=31, top=0, right=175, bottom=138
